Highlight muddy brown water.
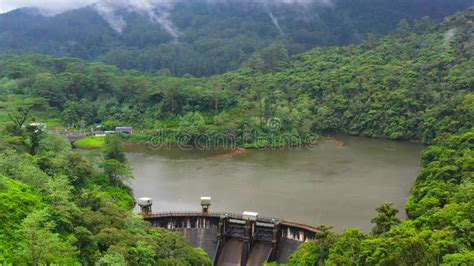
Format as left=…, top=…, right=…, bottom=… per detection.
left=127, top=136, right=424, bottom=231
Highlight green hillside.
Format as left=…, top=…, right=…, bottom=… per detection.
left=0, top=0, right=472, bottom=76
left=0, top=6, right=472, bottom=265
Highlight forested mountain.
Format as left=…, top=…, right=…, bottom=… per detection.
left=0, top=5, right=473, bottom=265
left=0, top=0, right=473, bottom=76
left=1, top=7, right=472, bottom=144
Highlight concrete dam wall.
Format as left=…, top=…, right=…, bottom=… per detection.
left=143, top=212, right=324, bottom=265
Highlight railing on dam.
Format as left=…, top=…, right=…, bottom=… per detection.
left=145, top=211, right=222, bottom=218
left=143, top=212, right=324, bottom=240
left=145, top=212, right=275, bottom=223
left=144, top=211, right=275, bottom=221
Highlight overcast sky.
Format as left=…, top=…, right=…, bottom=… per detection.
left=0, top=0, right=98, bottom=14
left=0, top=0, right=331, bottom=14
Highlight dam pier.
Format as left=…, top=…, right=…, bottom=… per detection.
left=138, top=197, right=324, bottom=265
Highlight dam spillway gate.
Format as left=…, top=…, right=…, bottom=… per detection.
left=142, top=212, right=324, bottom=265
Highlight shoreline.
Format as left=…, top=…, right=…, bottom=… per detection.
left=74, top=134, right=424, bottom=151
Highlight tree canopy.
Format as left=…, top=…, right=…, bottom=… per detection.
left=0, top=121, right=211, bottom=265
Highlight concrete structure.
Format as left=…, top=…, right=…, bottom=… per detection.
left=115, top=127, right=133, bottom=134
left=139, top=198, right=324, bottom=265
left=201, top=196, right=212, bottom=214
left=137, top=197, right=153, bottom=215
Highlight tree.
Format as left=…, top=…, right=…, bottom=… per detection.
left=20, top=210, right=78, bottom=265
left=260, top=42, right=289, bottom=71
left=5, top=98, right=47, bottom=134
left=43, top=175, right=80, bottom=233
left=101, top=159, right=132, bottom=186
left=364, top=33, right=379, bottom=49
left=101, top=135, right=132, bottom=186
left=326, top=228, right=366, bottom=266
left=97, top=251, right=127, bottom=266
left=25, top=123, right=45, bottom=155
left=103, top=48, right=138, bottom=70
left=38, top=133, right=71, bottom=154
left=371, top=202, right=401, bottom=236
left=62, top=101, right=81, bottom=127
left=0, top=150, right=50, bottom=190
left=0, top=175, right=42, bottom=262
left=413, top=16, right=434, bottom=34
left=32, top=73, right=66, bottom=107
left=442, top=251, right=474, bottom=265
left=57, top=152, right=94, bottom=188
left=396, top=19, right=411, bottom=35
left=103, top=135, right=126, bottom=163
left=178, top=112, right=207, bottom=144
left=129, top=241, right=156, bottom=265
left=288, top=233, right=337, bottom=265
left=244, top=53, right=265, bottom=71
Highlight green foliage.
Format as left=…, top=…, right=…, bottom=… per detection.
left=441, top=250, right=474, bottom=265
left=259, top=42, right=290, bottom=71
left=96, top=251, right=127, bottom=265
left=19, top=209, right=80, bottom=265
left=326, top=228, right=367, bottom=265
left=101, top=159, right=132, bottom=186
left=46, top=151, right=94, bottom=188
left=24, top=123, right=44, bottom=155
left=287, top=232, right=337, bottom=266
left=371, top=202, right=401, bottom=236
left=100, top=135, right=132, bottom=186
left=104, top=186, right=135, bottom=209
left=0, top=127, right=210, bottom=264
left=0, top=175, right=43, bottom=262
left=406, top=132, right=474, bottom=218
left=178, top=111, right=207, bottom=144
left=38, top=133, right=71, bottom=154
left=103, top=134, right=126, bottom=163
left=0, top=150, right=49, bottom=190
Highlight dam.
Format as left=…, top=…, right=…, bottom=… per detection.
left=138, top=197, right=324, bottom=265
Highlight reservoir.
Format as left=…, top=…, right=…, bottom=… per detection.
left=128, top=136, right=424, bottom=231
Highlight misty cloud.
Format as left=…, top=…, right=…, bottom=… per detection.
left=0, top=0, right=334, bottom=14
left=93, top=0, right=180, bottom=37
left=0, top=0, right=335, bottom=37
left=266, top=8, right=284, bottom=35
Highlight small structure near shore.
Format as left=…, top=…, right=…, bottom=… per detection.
left=115, top=127, right=133, bottom=134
